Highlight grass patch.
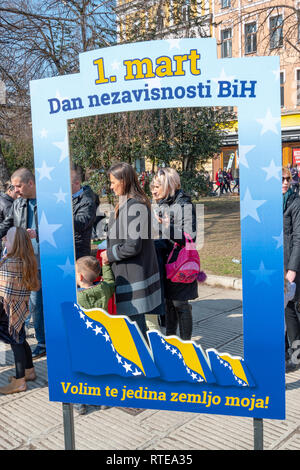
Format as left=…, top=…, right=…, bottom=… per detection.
left=195, top=194, right=241, bottom=278
left=95, top=194, right=242, bottom=278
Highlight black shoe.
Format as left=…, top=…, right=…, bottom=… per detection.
left=74, top=404, right=87, bottom=415
left=32, top=346, right=46, bottom=359
left=285, top=359, right=300, bottom=373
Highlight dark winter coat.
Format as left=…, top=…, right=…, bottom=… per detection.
left=72, top=185, right=96, bottom=259
left=106, top=198, right=162, bottom=317
left=283, top=191, right=300, bottom=300
left=0, top=197, right=38, bottom=238
left=156, top=189, right=198, bottom=301
left=0, top=192, right=14, bottom=255
left=0, top=193, right=14, bottom=224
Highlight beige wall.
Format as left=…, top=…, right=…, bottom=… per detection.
left=212, top=0, right=300, bottom=113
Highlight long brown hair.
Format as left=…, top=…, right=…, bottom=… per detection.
left=1, top=227, right=39, bottom=291
left=108, top=162, right=151, bottom=216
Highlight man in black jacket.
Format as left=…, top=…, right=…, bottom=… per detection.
left=0, top=168, right=45, bottom=358
left=71, top=165, right=96, bottom=259
left=0, top=181, right=17, bottom=256
left=283, top=166, right=300, bottom=372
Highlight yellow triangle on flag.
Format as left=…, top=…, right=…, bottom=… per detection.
left=219, top=354, right=248, bottom=385
left=165, top=337, right=207, bottom=381
left=83, top=308, right=146, bottom=375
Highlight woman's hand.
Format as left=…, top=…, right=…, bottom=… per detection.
left=100, top=250, right=109, bottom=265
left=27, top=229, right=37, bottom=239
left=286, top=270, right=296, bottom=283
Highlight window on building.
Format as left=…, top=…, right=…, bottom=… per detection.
left=221, top=0, right=231, bottom=8
left=280, top=72, right=284, bottom=108
left=270, top=15, right=283, bottom=49
left=245, top=22, right=257, bottom=54
left=221, top=29, right=232, bottom=58
left=297, top=70, right=300, bottom=106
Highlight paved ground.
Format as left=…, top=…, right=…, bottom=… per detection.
left=0, top=284, right=299, bottom=451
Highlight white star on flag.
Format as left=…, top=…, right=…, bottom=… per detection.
left=111, top=60, right=121, bottom=70
left=93, top=325, right=103, bottom=335
left=256, top=108, right=281, bottom=135
left=103, top=331, right=110, bottom=342
left=145, top=76, right=162, bottom=89
left=123, top=362, right=132, bottom=373
left=78, top=310, right=85, bottom=320
left=167, top=38, right=181, bottom=49
left=85, top=319, right=93, bottom=329
left=40, top=128, right=48, bottom=139
left=55, top=90, right=69, bottom=103
left=58, top=257, right=74, bottom=278
left=262, top=159, right=281, bottom=181
left=116, top=353, right=122, bottom=363
left=53, top=133, right=69, bottom=163
left=273, top=230, right=283, bottom=249
left=241, top=188, right=266, bottom=223
left=238, top=145, right=255, bottom=168
left=54, top=187, right=68, bottom=203
left=36, top=161, right=55, bottom=181
left=212, top=68, right=235, bottom=84
left=38, top=211, right=62, bottom=248
left=250, top=261, right=275, bottom=285
left=272, top=68, right=280, bottom=81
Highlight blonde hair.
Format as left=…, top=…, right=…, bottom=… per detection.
left=0, top=227, right=39, bottom=291
left=282, top=166, right=292, bottom=179
left=151, top=167, right=181, bottom=199
left=76, top=256, right=101, bottom=283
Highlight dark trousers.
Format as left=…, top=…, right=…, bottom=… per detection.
left=165, top=299, right=193, bottom=340
left=11, top=340, right=34, bottom=379
left=285, top=301, right=300, bottom=355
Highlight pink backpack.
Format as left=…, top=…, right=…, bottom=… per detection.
left=165, top=233, right=207, bottom=284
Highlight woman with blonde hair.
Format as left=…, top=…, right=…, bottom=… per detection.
left=0, top=227, right=39, bottom=394
left=151, top=167, right=198, bottom=340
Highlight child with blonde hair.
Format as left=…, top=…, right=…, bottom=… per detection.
left=0, top=227, right=39, bottom=394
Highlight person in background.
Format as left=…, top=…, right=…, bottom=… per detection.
left=232, top=167, right=240, bottom=194
left=71, top=164, right=96, bottom=259
left=226, top=169, right=233, bottom=193
left=282, top=166, right=300, bottom=372
left=0, top=168, right=46, bottom=359
left=290, top=164, right=299, bottom=194
left=100, top=162, right=162, bottom=340
left=0, top=227, right=39, bottom=394
left=151, top=168, right=197, bottom=341
left=0, top=181, right=17, bottom=257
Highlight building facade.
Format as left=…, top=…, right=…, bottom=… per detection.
left=212, top=0, right=300, bottom=176
left=116, top=0, right=300, bottom=176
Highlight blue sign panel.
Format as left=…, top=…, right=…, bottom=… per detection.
left=30, top=39, right=284, bottom=419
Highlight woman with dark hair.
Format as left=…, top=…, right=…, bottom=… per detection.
left=100, top=162, right=162, bottom=339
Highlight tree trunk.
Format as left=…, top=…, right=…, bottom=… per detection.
left=0, top=141, right=10, bottom=190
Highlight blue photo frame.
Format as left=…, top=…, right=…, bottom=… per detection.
left=30, top=38, right=284, bottom=419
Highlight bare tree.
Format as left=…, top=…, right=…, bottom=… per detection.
left=0, top=0, right=117, bottom=184
left=228, top=2, right=300, bottom=55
